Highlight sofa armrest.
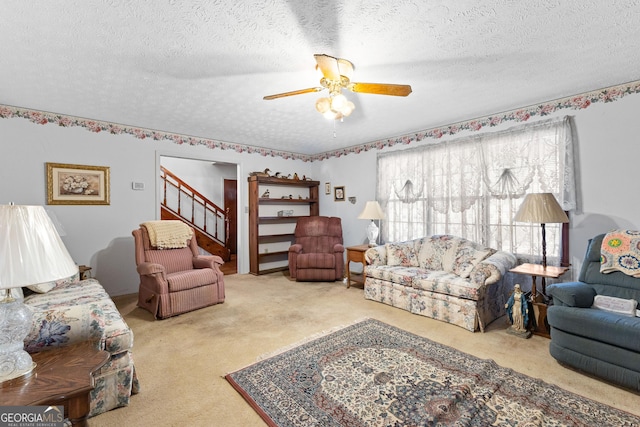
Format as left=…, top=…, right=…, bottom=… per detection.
left=547, top=282, right=596, bottom=307
left=470, top=250, right=517, bottom=285
left=193, top=255, right=224, bottom=269
left=365, top=246, right=386, bottom=266
left=289, top=244, right=303, bottom=254
left=25, top=303, right=106, bottom=354
left=469, top=262, right=501, bottom=286
left=333, top=243, right=345, bottom=253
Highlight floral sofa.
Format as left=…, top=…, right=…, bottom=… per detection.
left=364, top=235, right=517, bottom=332
left=21, top=272, right=139, bottom=418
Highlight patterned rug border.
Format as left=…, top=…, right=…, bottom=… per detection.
left=254, top=317, right=372, bottom=362
left=225, top=318, right=640, bottom=427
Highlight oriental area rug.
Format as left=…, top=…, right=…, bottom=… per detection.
left=225, top=319, right=640, bottom=427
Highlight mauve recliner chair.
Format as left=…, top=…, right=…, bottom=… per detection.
left=288, top=216, right=344, bottom=282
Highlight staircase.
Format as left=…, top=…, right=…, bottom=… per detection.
left=160, top=166, right=231, bottom=261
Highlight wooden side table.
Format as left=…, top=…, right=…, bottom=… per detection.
left=346, top=244, right=371, bottom=288
left=509, top=263, right=569, bottom=338
left=1, top=341, right=109, bottom=427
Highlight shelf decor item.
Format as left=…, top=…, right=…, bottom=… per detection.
left=46, top=162, right=110, bottom=205
left=0, top=204, right=78, bottom=382
left=334, top=186, right=345, bottom=202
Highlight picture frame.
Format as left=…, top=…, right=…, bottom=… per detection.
left=334, top=186, right=345, bottom=202
left=325, top=182, right=331, bottom=195
left=46, top=162, right=110, bottom=205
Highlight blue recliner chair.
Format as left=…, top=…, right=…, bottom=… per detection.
left=547, top=233, right=640, bottom=391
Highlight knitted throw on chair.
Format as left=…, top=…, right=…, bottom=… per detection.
left=141, top=220, right=193, bottom=249
left=600, top=229, right=640, bottom=277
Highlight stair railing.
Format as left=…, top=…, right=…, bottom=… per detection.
left=160, top=166, right=229, bottom=249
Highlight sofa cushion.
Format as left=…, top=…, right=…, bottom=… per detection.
left=451, top=241, right=492, bottom=278
left=412, top=270, right=483, bottom=300
left=417, top=235, right=459, bottom=271
left=547, top=306, right=640, bottom=353
left=386, top=241, right=419, bottom=267
left=365, top=265, right=427, bottom=287
left=167, top=268, right=220, bottom=292
left=27, top=271, right=80, bottom=294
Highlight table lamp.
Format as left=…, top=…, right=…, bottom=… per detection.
left=0, top=204, right=78, bottom=382
left=514, top=193, right=569, bottom=297
left=358, top=201, right=385, bottom=246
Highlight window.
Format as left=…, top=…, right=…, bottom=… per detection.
left=377, top=117, right=576, bottom=265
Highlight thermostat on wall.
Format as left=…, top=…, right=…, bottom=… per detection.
left=132, top=182, right=145, bottom=190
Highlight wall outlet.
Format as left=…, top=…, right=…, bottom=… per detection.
left=132, top=182, right=145, bottom=190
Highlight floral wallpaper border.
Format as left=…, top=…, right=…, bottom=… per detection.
left=2, top=80, right=640, bottom=162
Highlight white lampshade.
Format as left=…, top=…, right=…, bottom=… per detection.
left=0, top=204, right=77, bottom=289
left=358, top=201, right=386, bottom=220
left=514, top=193, right=568, bottom=224
left=0, top=204, right=77, bottom=382
left=358, top=201, right=385, bottom=246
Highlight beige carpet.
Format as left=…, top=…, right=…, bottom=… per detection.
left=95, top=273, right=639, bottom=426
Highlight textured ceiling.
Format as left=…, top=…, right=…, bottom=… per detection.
left=2, top=1, right=640, bottom=156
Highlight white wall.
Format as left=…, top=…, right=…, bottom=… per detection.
left=2, top=91, right=640, bottom=295
left=0, top=118, right=315, bottom=295
left=316, top=93, right=640, bottom=281
left=317, top=150, right=378, bottom=246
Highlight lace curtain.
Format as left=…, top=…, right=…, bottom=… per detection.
left=377, top=116, right=576, bottom=264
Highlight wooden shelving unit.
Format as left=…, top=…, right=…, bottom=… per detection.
left=248, top=176, right=319, bottom=275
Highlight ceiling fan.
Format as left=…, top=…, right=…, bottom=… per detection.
left=263, top=54, right=412, bottom=120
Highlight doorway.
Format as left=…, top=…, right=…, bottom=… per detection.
left=159, top=155, right=239, bottom=274
left=224, top=179, right=238, bottom=254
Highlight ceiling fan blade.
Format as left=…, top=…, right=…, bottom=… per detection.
left=314, top=54, right=341, bottom=81
left=348, top=82, right=412, bottom=97
left=263, top=87, right=323, bottom=100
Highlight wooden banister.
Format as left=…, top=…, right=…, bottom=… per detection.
left=160, top=166, right=230, bottom=259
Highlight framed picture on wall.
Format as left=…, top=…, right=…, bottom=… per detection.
left=46, top=162, right=110, bottom=205
left=325, top=182, right=331, bottom=195
left=334, top=186, right=345, bottom=202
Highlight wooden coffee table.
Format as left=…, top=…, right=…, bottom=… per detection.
left=1, top=340, right=109, bottom=427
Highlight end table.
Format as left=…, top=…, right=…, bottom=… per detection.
left=1, top=341, right=109, bottom=427
left=345, top=244, right=370, bottom=288
left=509, top=263, right=569, bottom=338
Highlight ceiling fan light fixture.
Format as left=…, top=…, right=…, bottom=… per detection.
left=323, top=110, right=340, bottom=120
left=264, top=54, right=410, bottom=121
left=330, top=93, right=348, bottom=112
left=315, top=97, right=331, bottom=114
left=342, top=101, right=355, bottom=117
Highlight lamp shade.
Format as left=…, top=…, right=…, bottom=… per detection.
left=358, top=201, right=385, bottom=220
left=0, top=204, right=77, bottom=289
left=513, top=193, right=568, bottom=224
